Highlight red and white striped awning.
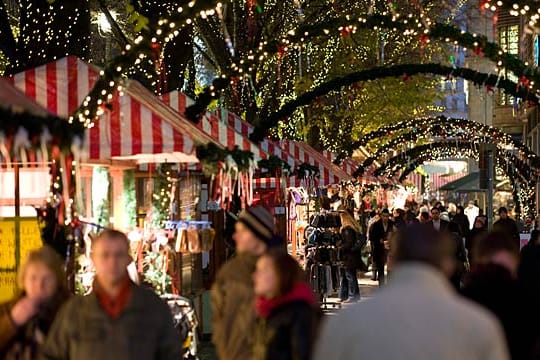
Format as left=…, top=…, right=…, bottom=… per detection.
left=161, top=91, right=266, bottom=162
left=430, top=172, right=466, bottom=190
left=406, top=172, right=424, bottom=191
left=321, top=150, right=362, bottom=178
left=7, top=57, right=217, bottom=163
left=157, top=91, right=304, bottom=187
left=220, top=108, right=351, bottom=186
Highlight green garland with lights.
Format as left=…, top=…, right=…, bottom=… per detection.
left=195, top=142, right=254, bottom=177
left=257, top=155, right=292, bottom=176
left=248, top=13, right=540, bottom=88
left=72, top=0, right=220, bottom=126
left=364, top=141, right=536, bottom=219
left=361, top=125, right=539, bottom=170
left=337, top=116, right=539, bottom=165
left=74, top=4, right=540, bottom=129
left=295, top=163, right=320, bottom=179
left=0, top=107, right=84, bottom=155
left=250, top=64, right=532, bottom=141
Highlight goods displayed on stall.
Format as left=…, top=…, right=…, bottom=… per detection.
left=167, top=220, right=215, bottom=254
left=5, top=58, right=220, bottom=353
left=305, top=212, right=342, bottom=310
left=0, top=78, right=85, bottom=299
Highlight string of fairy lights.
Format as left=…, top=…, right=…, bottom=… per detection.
left=341, top=116, right=540, bottom=165
left=250, top=65, right=535, bottom=141
left=367, top=140, right=536, bottom=218
left=67, top=1, right=540, bottom=135
left=9, top=2, right=91, bottom=70
left=70, top=0, right=222, bottom=127
left=483, top=0, right=540, bottom=29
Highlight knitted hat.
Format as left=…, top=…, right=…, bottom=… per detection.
left=238, top=205, right=279, bottom=246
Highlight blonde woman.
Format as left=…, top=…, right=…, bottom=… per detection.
left=0, top=246, right=69, bottom=359
left=338, top=211, right=364, bottom=302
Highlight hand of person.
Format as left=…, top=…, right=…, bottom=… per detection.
left=10, top=297, right=39, bottom=327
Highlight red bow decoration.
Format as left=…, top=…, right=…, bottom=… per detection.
left=419, top=35, right=429, bottom=47
left=150, top=42, right=167, bottom=94
left=276, top=45, right=287, bottom=58
left=340, top=26, right=352, bottom=38
left=473, top=46, right=485, bottom=57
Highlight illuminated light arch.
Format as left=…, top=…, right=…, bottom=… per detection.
left=250, top=65, right=534, bottom=141
left=349, top=117, right=539, bottom=170
left=358, top=140, right=536, bottom=218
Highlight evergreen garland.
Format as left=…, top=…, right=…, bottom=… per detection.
left=0, top=106, right=84, bottom=156
left=195, top=143, right=254, bottom=176
left=257, top=155, right=292, bottom=176
left=250, top=64, right=532, bottom=141
left=295, top=163, right=320, bottom=179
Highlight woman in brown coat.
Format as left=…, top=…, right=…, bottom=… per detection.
left=0, top=246, right=69, bottom=359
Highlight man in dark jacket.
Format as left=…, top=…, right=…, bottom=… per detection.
left=453, top=205, right=470, bottom=239
left=369, top=209, right=394, bottom=286
left=461, top=231, right=535, bottom=360
left=42, top=230, right=181, bottom=360
left=427, top=207, right=450, bottom=232
left=211, top=205, right=282, bottom=360
left=493, top=207, right=520, bottom=249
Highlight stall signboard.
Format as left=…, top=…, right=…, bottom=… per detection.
left=0, top=217, right=42, bottom=301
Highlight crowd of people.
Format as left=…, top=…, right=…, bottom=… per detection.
left=1, top=203, right=539, bottom=360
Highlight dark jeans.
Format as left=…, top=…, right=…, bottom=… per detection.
left=374, top=249, right=386, bottom=286
left=339, top=268, right=360, bottom=301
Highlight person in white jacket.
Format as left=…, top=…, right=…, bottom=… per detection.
left=465, top=201, right=480, bottom=230
left=313, top=225, right=509, bottom=360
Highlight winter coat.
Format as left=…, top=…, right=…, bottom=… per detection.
left=453, top=213, right=470, bottom=238
left=211, top=253, right=259, bottom=360
left=493, top=218, right=520, bottom=248
left=314, top=263, right=509, bottom=360
left=461, top=264, right=537, bottom=360
left=518, top=244, right=540, bottom=358
left=339, top=226, right=364, bottom=271
left=253, top=282, right=320, bottom=360
left=41, top=283, right=181, bottom=360
left=369, top=220, right=394, bottom=255
left=0, top=291, right=68, bottom=359
left=426, top=219, right=450, bottom=232
left=466, top=227, right=487, bottom=263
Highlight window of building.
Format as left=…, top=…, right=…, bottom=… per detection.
left=497, top=24, right=519, bottom=106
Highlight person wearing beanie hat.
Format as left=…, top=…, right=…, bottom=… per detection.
left=211, top=205, right=281, bottom=360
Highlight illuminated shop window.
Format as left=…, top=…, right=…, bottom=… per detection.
left=497, top=24, right=519, bottom=106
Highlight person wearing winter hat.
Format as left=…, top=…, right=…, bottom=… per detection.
left=211, top=205, right=282, bottom=360
left=253, top=249, right=320, bottom=360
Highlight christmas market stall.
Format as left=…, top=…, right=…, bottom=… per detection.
left=0, top=77, right=84, bottom=301
left=219, top=107, right=355, bottom=257
left=8, top=56, right=256, bottom=346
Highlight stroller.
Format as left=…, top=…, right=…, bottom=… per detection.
left=161, top=294, right=199, bottom=359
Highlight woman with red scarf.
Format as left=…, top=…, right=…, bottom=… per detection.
left=253, top=249, right=320, bottom=360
